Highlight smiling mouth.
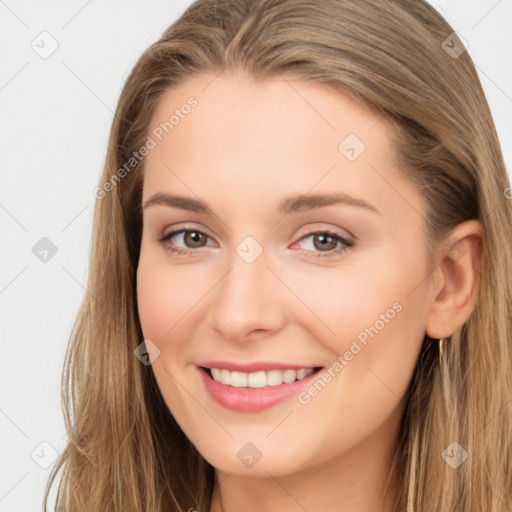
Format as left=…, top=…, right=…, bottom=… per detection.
left=199, top=366, right=323, bottom=388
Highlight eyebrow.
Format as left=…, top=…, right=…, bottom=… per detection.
left=143, top=191, right=379, bottom=215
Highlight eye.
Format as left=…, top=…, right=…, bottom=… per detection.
left=158, top=227, right=355, bottom=258
left=158, top=228, right=214, bottom=256
left=291, top=230, right=355, bottom=258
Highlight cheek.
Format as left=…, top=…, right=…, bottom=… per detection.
left=136, top=255, right=207, bottom=346
left=136, top=264, right=171, bottom=343
left=289, top=241, right=430, bottom=396
left=282, top=257, right=428, bottom=456
left=289, top=257, right=426, bottom=356
left=136, top=257, right=207, bottom=417
left=309, top=245, right=428, bottom=396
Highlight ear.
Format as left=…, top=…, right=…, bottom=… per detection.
left=425, top=219, right=484, bottom=340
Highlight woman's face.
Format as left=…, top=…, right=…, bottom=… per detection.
left=136, top=71, right=432, bottom=477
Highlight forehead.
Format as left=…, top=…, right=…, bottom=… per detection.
left=147, top=71, right=388, bottom=155
left=142, top=71, right=421, bottom=222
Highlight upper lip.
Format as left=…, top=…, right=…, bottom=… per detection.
left=198, top=361, right=322, bottom=372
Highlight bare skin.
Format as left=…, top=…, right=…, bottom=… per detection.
left=136, top=71, right=483, bottom=512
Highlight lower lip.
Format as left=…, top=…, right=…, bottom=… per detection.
left=197, top=366, right=321, bottom=412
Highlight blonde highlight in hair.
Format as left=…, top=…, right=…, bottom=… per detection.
left=44, top=1, right=512, bottom=510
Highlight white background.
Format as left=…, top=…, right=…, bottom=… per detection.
left=1, top=1, right=511, bottom=510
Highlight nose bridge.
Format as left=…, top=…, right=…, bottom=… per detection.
left=207, top=242, right=284, bottom=340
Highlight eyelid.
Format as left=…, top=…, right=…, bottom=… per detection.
left=159, top=222, right=216, bottom=241
left=294, top=223, right=355, bottom=243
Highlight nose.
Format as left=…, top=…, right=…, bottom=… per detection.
left=207, top=250, right=286, bottom=343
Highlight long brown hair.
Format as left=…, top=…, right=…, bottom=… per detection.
left=44, top=0, right=512, bottom=510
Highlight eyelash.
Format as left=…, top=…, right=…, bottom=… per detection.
left=158, top=228, right=356, bottom=259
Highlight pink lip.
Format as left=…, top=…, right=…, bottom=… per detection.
left=197, top=365, right=322, bottom=412
left=198, top=360, right=319, bottom=372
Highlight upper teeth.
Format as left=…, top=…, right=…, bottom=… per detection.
left=209, top=368, right=315, bottom=388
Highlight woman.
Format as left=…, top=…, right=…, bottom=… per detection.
left=44, top=0, right=512, bottom=510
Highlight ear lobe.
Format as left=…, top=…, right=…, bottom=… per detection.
left=425, top=220, right=483, bottom=340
